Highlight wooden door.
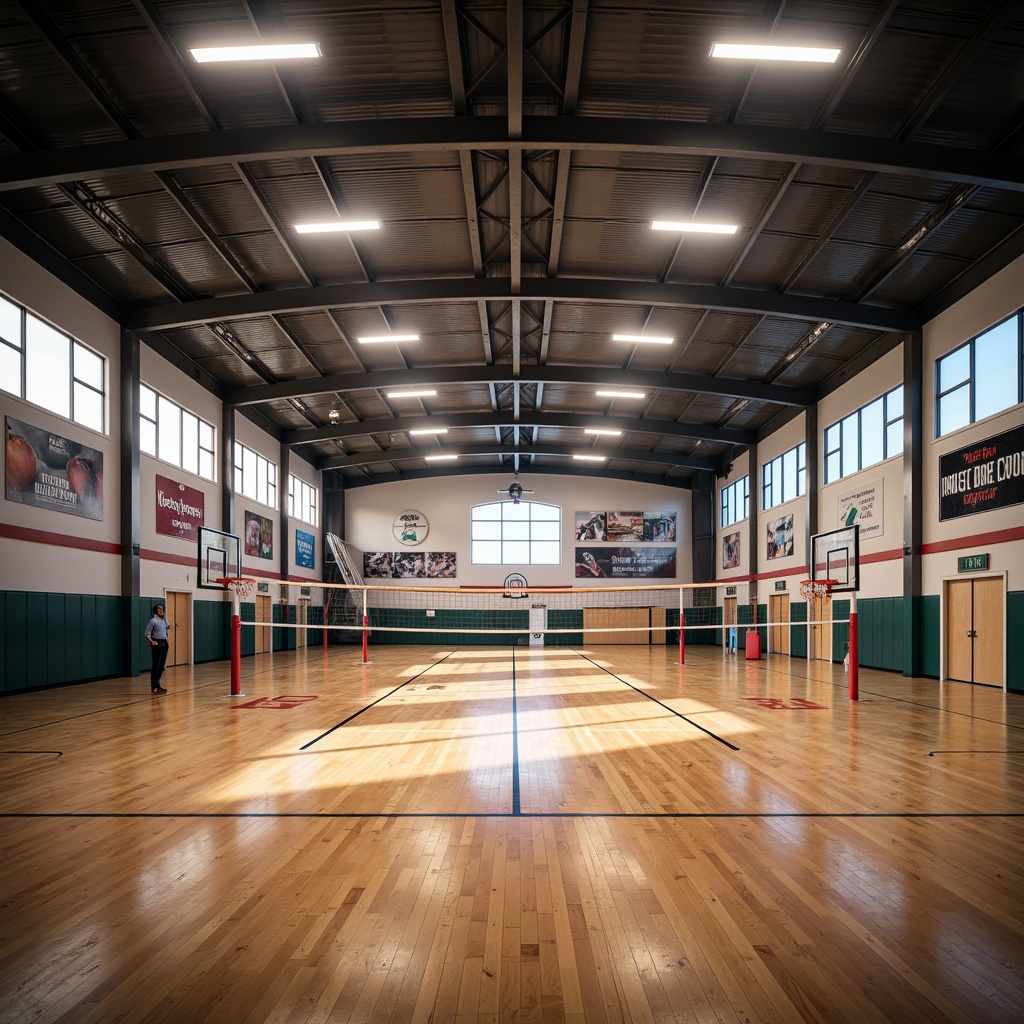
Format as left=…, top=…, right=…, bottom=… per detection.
left=945, top=580, right=974, bottom=683
left=723, top=597, right=737, bottom=649
left=946, top=577, right=1004, bottom=687
left=256, top=594, right=271, bottom=654
left=769, top=593, right=790, bottom=655
left=165, top=590, right=191, bottom=667
left=296, top=599, right=308, bottom=648
left=809, top=593, right=832, bottom=662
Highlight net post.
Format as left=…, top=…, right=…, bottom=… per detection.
left=361, top=587, right=370, bottom=665
left=848, top=593, right=859, bottom=701
left=230, top=586, right=242, bottom=696
left=678, top=587, right=685, bottom=665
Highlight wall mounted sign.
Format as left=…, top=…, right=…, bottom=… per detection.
left=295, top=528, right=315, bottom=569
left=774, top=580, right=787, bottom=591
left=939, top=423, right=1024, bottom=521
left=393, top=508, right=428, bottom=545
left=837, top=478, right=883, bottom=538
left=957, top=553, right=989, bottom=573
left=155, top=474, right=204, bottom=539
left=244, top=509, right=273, bottom=559
left=5, top=415, right=104, bottom=521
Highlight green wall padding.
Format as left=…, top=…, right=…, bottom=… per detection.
left=790, top=601, right=807, bottom=659
left=1007, top=591, right=1024, bottom=693
left=921, top=595, right=941, bottom=678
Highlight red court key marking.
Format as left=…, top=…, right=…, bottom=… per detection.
left=234, top=695, right=320, bottom=709
left=741, top=697, right=827, bottom=710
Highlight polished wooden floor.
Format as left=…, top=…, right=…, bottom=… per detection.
left=1, top=643, right=1023, bottom=1023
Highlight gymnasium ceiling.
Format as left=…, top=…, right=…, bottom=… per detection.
left=2, top=1, right=1024, bottom=492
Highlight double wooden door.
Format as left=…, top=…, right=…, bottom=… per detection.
left=164, top=590, right=191, bottom=667
left=769, top=593, right=790, bottom=654
left=946, top=577, right=1004, bottom=687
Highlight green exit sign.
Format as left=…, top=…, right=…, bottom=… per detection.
left=958, top=553, right=989, bottom=572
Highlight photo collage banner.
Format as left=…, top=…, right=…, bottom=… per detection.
left=574, top=509, right=677, bottom=578
left=364, top=551, right=457, bottom=579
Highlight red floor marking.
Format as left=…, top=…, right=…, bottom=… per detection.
left=741, top=697, right=828, bottom=710
left=233, top=695, right=320, bottom=709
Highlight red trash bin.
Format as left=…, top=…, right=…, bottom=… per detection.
left=745, top=629, right=761, bottom=660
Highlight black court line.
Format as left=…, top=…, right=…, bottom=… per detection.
left=928, top=749, right=1024, bottom=757
left=0, top=750, right=63, bottom=757
left=511, top=645, right=521, bottom=815
left=299, top=650, right=457, bottom=750
left=3, top=811, right=1023, bottom=820
left=572, top=649, right=741, bottom=751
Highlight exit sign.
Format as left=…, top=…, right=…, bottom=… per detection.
left=774, top=580, right=786, bottom=591
left=958, top=553, right=989, bottom=572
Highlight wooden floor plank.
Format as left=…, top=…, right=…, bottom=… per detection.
left=2, top=644, right=1024, bottom=1023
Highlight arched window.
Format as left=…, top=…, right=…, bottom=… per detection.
left=471, top=500, right=561, bottom=565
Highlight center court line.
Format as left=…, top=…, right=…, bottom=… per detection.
left=298, top=650, right=458, bottom=750
left=570, top=649, right=741, bottom=750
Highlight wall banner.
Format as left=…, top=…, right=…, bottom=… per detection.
left=363, top=551, right=456, bottom=578
left=575, top=545, right=676, bottom=578
left=5, top=415, right=103, bottom=520
left=939, top=423, right=1024, bottom=521
left=295, top=528, right=315, bottom=569
left=244, top=509, right=273, bottom=559
left=837, top=478, right=883, bottom=538
left=155, top=474, right=205, bottom=539
left=722, top=531, right=740, bottom=569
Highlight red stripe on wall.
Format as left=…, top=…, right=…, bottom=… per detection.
left=921, top=524, right=1024, bottom=555
left=0, top=522, right=121, bottom=554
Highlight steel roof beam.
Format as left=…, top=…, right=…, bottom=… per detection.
left=4, top=118, right=1024, bottom=193
left=227, top=364, right=811, bottom=409
left=125, top=277, right=918, bottom=333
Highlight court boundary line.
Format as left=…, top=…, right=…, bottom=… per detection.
left=3, top=811, right=1023, bottom=820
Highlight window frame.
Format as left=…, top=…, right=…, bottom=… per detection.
left=761, top=442, right=806, bottom=511
left=720, top=475, right=749, bottom=529
left=139, top=383, right=216, bottom=481
left=288, top=474, right=319, bottom=527
left=823, top=385, right=904, bottom=484
left=0, top=291, right=107, bottom=433
left=935, top=311, right=1024, bottom=438
left=470, top=500, right=562, bottom=565
left=233, top=440, right=277, bottom=509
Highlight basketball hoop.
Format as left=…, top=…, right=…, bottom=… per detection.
left=799, top=579, right=837, bottom=601
left=216, top=576, right=257, bottom=602
left=503, top=572, right=529, bottom=599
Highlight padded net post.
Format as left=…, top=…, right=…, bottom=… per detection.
left=217, top=577, right=254, bottom=695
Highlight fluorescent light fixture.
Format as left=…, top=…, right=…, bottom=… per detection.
left=573, top=454, right=606, bottom=462
left=596, top=390, right=646, bottom=399
left=409, top=427, right=447, bottom=436
left=425, top=454, right=458, bottom=462
left=356, top=333, right=420, bottom=344
left=190, top=43, right=322, bottom=63
left=295, top=220, right=380, bottom=234
left=612, top=333, right=673, bottom=345
left=386, top=390, right=437, bottom=399
left=651, top=220, right=738, bottom=234
left=710, top=42, right=840, bottom=63
left=585, top=428, right=622, bottom=437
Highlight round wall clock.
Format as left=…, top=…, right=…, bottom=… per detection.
left=393, top=509, right=429, bottom=545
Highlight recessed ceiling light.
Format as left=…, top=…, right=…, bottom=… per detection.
left=386, top=390, right=437, bottom=399
left=651, top=221, right=738, bottom=234
left=409, top=427, right=447, bottom=436
left=573, top=454, right=606, bottom=462
left=612, top=334, right=673, bottom=345
left=295, top=220, right=380, bottom=234
left=709, top=42, right=841, bottom=63
left=585, top=428, right=622, bottom=436
left=190, top=43, right=322, bottom=63
left=356, top=333, right=420, bottom=344
left=425, top=454, right=458, bottom=462
left=596, top=390, right=647, bottom=399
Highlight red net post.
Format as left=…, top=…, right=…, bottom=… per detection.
left=217, top=578, right=252, bottom=696
left=678, top=608, right=685, bottom=666
left=848, top=594, right=859, bottom=701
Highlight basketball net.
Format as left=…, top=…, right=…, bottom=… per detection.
left=216, top=576, right=256, bottom=603
left=799, top=578, right=837, bottom=601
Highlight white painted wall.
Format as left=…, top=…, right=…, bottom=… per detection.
left=344, top=473, right=692, bottom=587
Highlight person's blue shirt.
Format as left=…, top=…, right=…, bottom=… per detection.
left=145, top=609, right=169, bottom=641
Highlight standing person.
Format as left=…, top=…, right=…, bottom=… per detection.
left=145, top=603, right=170, bottom=694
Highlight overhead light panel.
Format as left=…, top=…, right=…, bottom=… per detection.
left=295, top=220, right=380, bottom=234
left=425, top=454, right=458, bottom=462
left=573, top=454, right=606, bottom=462
left=709, top=42, right=840, bottom=63
left=357, top=333, right=420, bottom=344
left=190, top=43, right=322, bottom=63
left=409, top=427, right=447, bottom=436
left=612, top=333, right=673, bottom=345
left=596, top=390, right=646, bottom=399
left=585, top=428, right=622, bottom=436
left=651, top=221, right=738, bottom=234
left=386, top=390, right=437, bottom=399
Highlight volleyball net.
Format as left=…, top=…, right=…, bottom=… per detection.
left=224, top=577, right=851, bottom=669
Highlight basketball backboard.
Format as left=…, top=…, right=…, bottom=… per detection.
left=197, top=526, right=240, bottom=590
left=810, top=524, right=860, bottom=593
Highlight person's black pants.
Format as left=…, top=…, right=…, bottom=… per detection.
left=150, top=640, right=168, bottom=689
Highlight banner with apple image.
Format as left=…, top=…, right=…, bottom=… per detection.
left=5, top=416, right=104, bottom=521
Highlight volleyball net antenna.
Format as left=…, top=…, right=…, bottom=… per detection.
left=221, top=577, right=854, bottom=678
